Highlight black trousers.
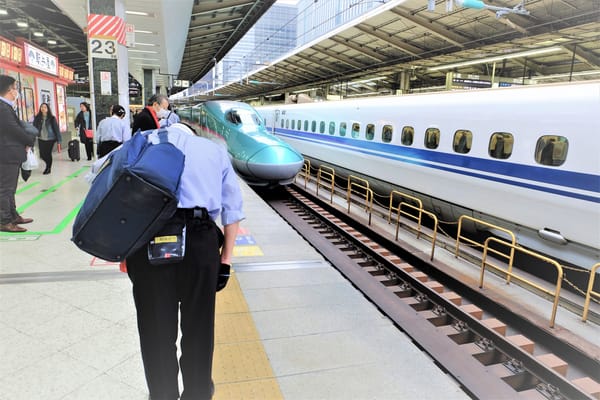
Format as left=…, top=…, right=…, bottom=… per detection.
left=38, top=139, right=56, bottom=170
left=0, top=163, right=20, bottom=224
left=97, top=140, right=121, bottom=158
left=81, top=136, right=94, bottom=160
left=126, top=213, right=220, bottom=400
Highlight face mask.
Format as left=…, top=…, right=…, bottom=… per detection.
left=156, top=108, right=169, bottom=119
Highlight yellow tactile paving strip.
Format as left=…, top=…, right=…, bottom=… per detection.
left=213, top=270, right=284, bottom=400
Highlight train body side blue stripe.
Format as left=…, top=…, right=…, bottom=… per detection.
left=275, top=129, right=600, bottom=203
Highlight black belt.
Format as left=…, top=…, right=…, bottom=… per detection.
left=177, top=207, right=209, bottom=221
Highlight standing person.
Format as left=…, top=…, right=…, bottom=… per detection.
left=32, top=102, right=62, bottom=174
left=96, top=105, right=131, bottom=158
left=74, top=102, right=94, bottom=160
left=160, top=104, right=181, bottom=128
left=131, top=93, right=170, bottom=133
left=0, top=75, right=35, bottom=232
left=125, top=123, right=244, bottom=400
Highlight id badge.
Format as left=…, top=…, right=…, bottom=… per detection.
left=147, top=226, right=186, bottom=265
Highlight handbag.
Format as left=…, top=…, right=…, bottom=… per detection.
left=22, top=148, right=39, bottom=170
left=84, top=129, right=94, bottom=139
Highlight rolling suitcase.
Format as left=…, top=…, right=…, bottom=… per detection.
left=68, top=139, right=80, bottom=161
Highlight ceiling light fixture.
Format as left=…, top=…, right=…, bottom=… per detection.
left=33, top=32, right=44, bottom=37
left=134, top=29, right=155, bottom=34
left=47, top=39, right=57, bottom=45
left=0, top=9, right=8, bottom=15
left=428, top=46, right=563, bottom=71
left=16, top=21, right=28, bottom=28
left=126, top=10, right=150, bottom=16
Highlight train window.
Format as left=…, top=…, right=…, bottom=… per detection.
left=329, top=122, right=336, bottom=135
left=453, top=130, right=472, bottom=154
left=534, top=135, right=568, bottom=166
left=297, top=120, right=301, bottom=130
left=365, top=124, right=375, bottom=141
left=304, top=120, right=309, bottom=131
left=424, top=128, right=440, bottom=149
left=488, top=132, right=513, bottom=159
left=285, top=119, right=289, bottom=129
left=320, top=121, right=326, bottom=134
left=351, top=123, right=360, bottom=138
left=291, top=120, right=295, bottom=130
left=311, top=120, right=317, bottom=132
left=340, top=122, right=347, bottom=137
left=382, top=125, right=393, bottom=143
left=280, top=119, right=284, bottom=128
left=401, top=126, right=414, bottom=146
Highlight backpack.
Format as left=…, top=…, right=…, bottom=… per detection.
left=71, top=128, right=185, bottom=261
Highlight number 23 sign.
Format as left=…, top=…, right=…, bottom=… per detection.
left=89, top=38, right=117, bottom=59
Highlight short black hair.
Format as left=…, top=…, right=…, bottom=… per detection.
left=0, top=74, right=16, bottom=96
left=112, top=104, right=126, bottom=117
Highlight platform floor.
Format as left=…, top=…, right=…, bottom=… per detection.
left=0, top=152, right=469, bottom=400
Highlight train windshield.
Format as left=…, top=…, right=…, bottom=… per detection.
left=228, top=108, right=263, bottom=127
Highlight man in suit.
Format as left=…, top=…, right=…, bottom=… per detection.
left=131, top=93, right=170, bottom=134
left=0, top=75, right=35, bottom=232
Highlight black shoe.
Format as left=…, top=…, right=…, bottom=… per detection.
left=43, top=168, right=51, bottom=175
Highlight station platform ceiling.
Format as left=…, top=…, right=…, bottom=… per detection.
left=1, top=0, right=598, bottom=100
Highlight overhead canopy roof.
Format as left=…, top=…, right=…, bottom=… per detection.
left=1, top=0, right=598, bottom=100
left=203, top=0, right=600, bottom=100
left=0, top=0, right=275, bottom=89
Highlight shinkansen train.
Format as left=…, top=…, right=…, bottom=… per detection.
left=256, top=81, right=600, bottom=270
left=177, top=101, right=303, bottom=186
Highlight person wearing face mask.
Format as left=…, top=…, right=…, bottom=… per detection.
left=132, top=93, right=170, bottom=134
left=0, top=75, right=35, bottom=232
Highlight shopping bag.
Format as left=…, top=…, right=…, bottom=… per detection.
left=22, top=148, right=39, bottom=170
left=84, top=129, right=94, bottom=139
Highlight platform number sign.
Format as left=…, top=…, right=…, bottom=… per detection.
left=90, top=38, right=117, bottom=59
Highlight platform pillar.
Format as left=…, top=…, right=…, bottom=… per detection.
left=86, top=0, right=129, bottom=128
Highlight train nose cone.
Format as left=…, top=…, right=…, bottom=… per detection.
left=247, top=145, right=304, bottom=182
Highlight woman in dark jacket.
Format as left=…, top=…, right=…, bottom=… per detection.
left=32, top=103, right=61, bottom=174
left=74, top=102, right=94, bottom=160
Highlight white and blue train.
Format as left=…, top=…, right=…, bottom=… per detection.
left=256, top=81, right=600, bottom=271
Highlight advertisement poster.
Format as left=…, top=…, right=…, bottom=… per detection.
left=56, top=84, right=67, bottom=132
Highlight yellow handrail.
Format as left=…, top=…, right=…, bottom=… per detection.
left=395, top=201, right=438, bottom=261
left=346, top=175, right=373, bottom=225
left=294, top=159, right=311, bottom=188
left=316, top=165, right=335, bottom=203
left=480, top=237, right=563, bottom=328
left=582, top=263, right=600, bottom=322
left=388, top=190, right=423, bottom=223
left=455, top=215, right=516, bottom=281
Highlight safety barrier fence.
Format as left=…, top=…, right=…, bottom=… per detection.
left=480, top=237, right=563, bottom=328
left=346, top=175, right=373, bottom=225
left=395, top=201, right=439, bottom=261
left=455, top=215, right=516, bottom=282
left=388, top=190, right=423, bottom=224
left=316, top=165, right=335, bottom=203
left=582, top=263, right=600, bottom=322
left=294, top=163, right=596, bottom=324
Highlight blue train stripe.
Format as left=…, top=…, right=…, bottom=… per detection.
left=275, top=129, right=600, bottom=203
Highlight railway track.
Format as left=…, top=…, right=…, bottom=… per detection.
left=262, top=185, right=600, bottom=400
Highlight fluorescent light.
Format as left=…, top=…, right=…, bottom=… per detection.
left=0, top=9, right=8, bottom=15
left=134, top=30, right=155, bottom=34
left=533, top=70, right=600, bottom=81
left=126, top=10, right=149, bottom=16
left=128, top=49, right=158, bottom=54
left=428, top=46, right=563, bottom=71
left=33, top=32, right=44, bottom=37
left=47, top=39, right=57, bottom=45
left=16, top=21, right=28, bottom=28
left=133, top=42, right=156, bottom=46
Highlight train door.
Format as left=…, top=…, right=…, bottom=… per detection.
left=272, top=109, right=280, bottom=134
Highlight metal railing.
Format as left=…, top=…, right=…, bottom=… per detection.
left=480, top=237, right=563, bottom=328
left=294, top=159, right=311, bottom=188
left=582, top=263, right=600, bottom=322
left=455, top=216, right=516, bottom=279
left=395, top=201, right=439, bottom=260
left=316, top=165, right=336, bottom=203
left=346, top=175, right=373, bottom=225
left=388, top=190, right=423, bottom=224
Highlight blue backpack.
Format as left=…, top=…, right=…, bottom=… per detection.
left=72, top=128, right=185, bottom=262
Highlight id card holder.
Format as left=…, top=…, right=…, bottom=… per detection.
left=147, top=226, right=186, bottom=265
